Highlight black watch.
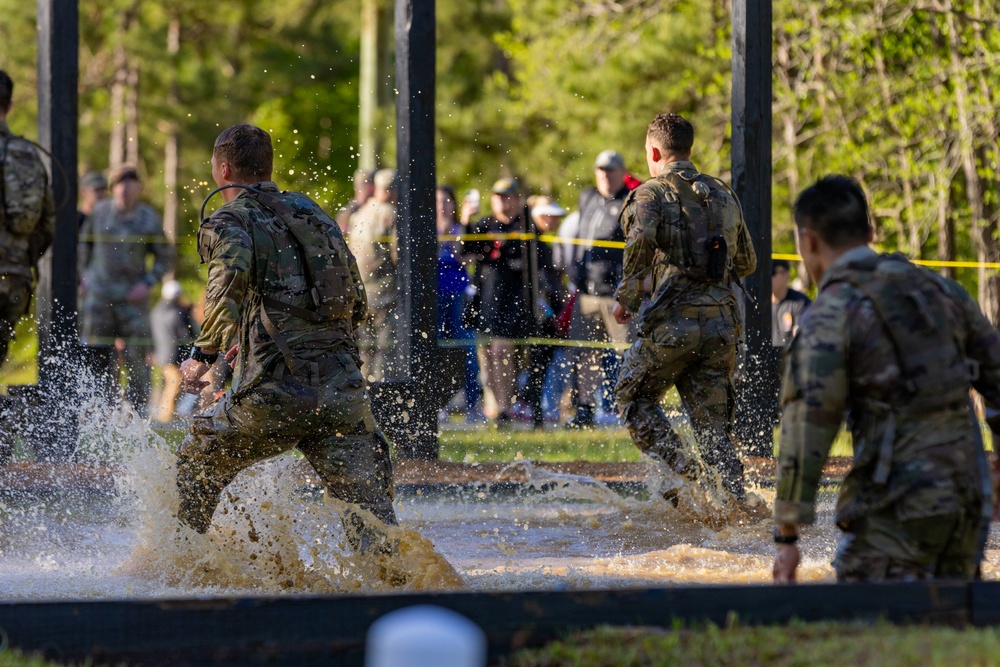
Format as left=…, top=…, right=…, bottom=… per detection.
left=773, top=528, right=799, bottom=544
left=189, top=347, right=220, bottom=365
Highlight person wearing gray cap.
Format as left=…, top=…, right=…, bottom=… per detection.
left=565, top=149, right=631, bottom=428
left=78, top=165, right=172, bottom=415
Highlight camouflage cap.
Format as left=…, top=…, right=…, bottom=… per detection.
left=110, top=165, right=140, bottom=186
left=491, top=178, right=521, bottom=196
left=594, top=150, right=626, bottom=171
left=80, top=171, right=108, bottom=190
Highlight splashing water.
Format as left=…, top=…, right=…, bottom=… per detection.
left=2, top=380, right=998, bottom=599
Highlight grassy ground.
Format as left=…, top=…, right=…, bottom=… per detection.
left=0, top=652, right=85, bottom=667
left=502, top=623, right=1000, bottom=667
left=438, top=426, right=855, bottom=463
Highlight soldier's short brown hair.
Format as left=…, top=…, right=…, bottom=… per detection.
left=794, top=175, right=872, bottom=248
left=647, top=113, right=694, bottom=154
left=213, top=124, right=273, bottom=183
left=0, top=70, right=13, bottom=111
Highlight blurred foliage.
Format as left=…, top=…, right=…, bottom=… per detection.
left=1, top=0, right=999, bottom=376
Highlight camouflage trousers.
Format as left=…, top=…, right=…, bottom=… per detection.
left=0, top=275, right=32, bottom=367
left=834, top=503, right=987, bottom=582
left=176, top=350, right=397, bottom=540
left=615, top=304, right=743, bottom=498
left=80, top=297, right=152, bottom=411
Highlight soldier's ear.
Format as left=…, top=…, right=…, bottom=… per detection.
left=651, top=146, right=661, bottom=162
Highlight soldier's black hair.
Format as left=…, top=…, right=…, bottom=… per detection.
left=0, top=70, right=13, bottom=111
left=793, top=175, right=872, bottom=248
left=213, top=124, right=273, bottom=183
left=647, top=113, right=694, bottom=154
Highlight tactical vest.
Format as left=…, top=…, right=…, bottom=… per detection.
left=241, top=189, right=358, bottom=377
left=658, top=169, right=732, bottom=283
left=0, top=133, right=48, bottom=271
left=826, top=253, right=973, bottom=414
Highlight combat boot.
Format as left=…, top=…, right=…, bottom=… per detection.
left=565, top=404, right=595, bottom=429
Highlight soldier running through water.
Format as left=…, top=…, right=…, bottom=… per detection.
left=0, top=70, right=55, bottom=464
left=176, top=125, right=396, bottom=553
left=613, top=113, right=756, bottom=500
left=773, top=176, right=1000, bottom=583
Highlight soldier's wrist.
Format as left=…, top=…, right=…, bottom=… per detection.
left=189, top=347, right=219, bottom=365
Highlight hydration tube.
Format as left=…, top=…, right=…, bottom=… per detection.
left=199, top=183, right=258, bottom=222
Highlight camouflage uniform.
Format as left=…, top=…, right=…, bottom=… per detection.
left=78, top=198, right=170, bottom=409
left=348, top=198, right=398, bottom=382
left=176, top=182, right=396, bottom=537
left=0, top=120, right=54, bottom=367
left=0, top=121, right=54, bottom=463
left=775, top=246, right=1000, bottom=581
left=614, top=161, right=756, bottom=497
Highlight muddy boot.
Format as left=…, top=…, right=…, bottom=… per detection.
left=565, top=404, right=595, bottom=429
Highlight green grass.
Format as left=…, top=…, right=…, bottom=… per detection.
left=439, top=427, right=856, bottom=463
left=0, top=316, right=39, bottom=389
left=502, top=622, right=1000, bottom=667
left=439, top=428, right=640, bottom=463
left=0, top=651, right=94, bottom=667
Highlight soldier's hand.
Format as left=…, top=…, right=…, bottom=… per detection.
left=613, top=301, right=632, bottom=325
left=127, top=281, right=151, bottom=305
left=773, top=544, right=800, bottom=584
left=180, top=358, right=211, bottom=395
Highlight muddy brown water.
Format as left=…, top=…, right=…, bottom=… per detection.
left=0, top=410, right=997, bottom=599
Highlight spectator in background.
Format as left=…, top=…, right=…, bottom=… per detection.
left=78, top=171, right=108, bottom=227
left=79, top=165, right=172, bottom=416
left=566, top=150, right=631, bottom=428
left=519, top=197, right=568, bottom=428
left=349, top=169, right=398, bottom=382
left=335, top=168, right=375, bottom=234
left=466, top=178, right=532, bottom=427
left=771, top=259, right=811, bottom=347
left=767, top=258, right=811, bottom=424
left=150, top=280, right=197, bottom=423
left=437, top=185, right=483, bottom=422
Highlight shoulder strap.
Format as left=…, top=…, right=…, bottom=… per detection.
left=245, top=189, right=325, bottom=316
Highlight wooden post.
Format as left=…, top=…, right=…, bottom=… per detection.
left=731, top=0, right=774, bottom=457
left=391, top=0, right=438, bottom=459
left=359, top=0, right=380, bottom=171
left=35, top=0, right=80, bottom=459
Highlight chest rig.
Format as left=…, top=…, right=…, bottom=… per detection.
left=658, top=169, right=731, bottom=283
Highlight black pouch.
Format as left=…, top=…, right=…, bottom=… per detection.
left=706, top=234, right=728, bottom=280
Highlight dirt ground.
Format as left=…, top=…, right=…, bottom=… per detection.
left=0, top=457, right=854, bottom=492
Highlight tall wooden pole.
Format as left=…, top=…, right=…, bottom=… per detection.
left=731, top=0, right=774, bottom=457
left=359, top=0, right=379, bottom=171
left=36, top=0, right=79, bottom=458
left=391, top=0, right=437, bottom=458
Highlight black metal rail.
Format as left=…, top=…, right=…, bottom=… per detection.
left=2, top=582, right=998, bottom=666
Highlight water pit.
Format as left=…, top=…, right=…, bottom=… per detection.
left=1, top=401, right=998, bottom=601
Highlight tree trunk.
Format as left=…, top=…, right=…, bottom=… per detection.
left=942, top=1, right=1000, bottom=321
left=162, top=17, right=181, bottom=257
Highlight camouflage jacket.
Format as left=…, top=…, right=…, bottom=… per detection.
left=347, top=198, right=397, bottom=309
left=195, top=182, right=367, bottom=394
left=614, top=161, right=756, bottom=331
left=79, top=198, right=171, bottom=301
left=0, top=121, right=55, bottom=280
left=775, top=246, right=1000, bottom=527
